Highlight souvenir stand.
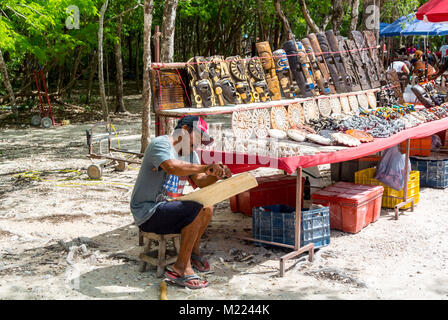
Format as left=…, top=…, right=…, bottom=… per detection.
left=149, top=29, right=448, bottom=276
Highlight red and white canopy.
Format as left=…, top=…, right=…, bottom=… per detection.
left=417, top=0, right=448, bottom=23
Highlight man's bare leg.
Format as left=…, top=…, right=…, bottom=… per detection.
left=171, top=209, right=209, bottom=286
left=192, top=206, right=213, bottom=257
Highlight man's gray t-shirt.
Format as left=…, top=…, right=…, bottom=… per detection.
left=130, top=135, right=200, bottom=226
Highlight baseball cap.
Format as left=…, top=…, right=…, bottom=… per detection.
left=175, top=115, right=214, bottom=146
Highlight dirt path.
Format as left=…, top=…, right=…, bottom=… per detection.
left=1, top=95, right=448, bottom=300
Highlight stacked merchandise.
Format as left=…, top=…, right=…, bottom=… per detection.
left=156, top=29, right=448, bottom=159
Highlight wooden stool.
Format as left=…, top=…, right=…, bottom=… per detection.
left=139, top=232, right=181, bottom=278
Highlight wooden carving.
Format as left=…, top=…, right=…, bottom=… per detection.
left=363, top=30, right=386, bottom=85
left=283, top=40, right=315, bottom=97
left=301, top=37, right=331, bottom=95
left=351, top=31, right=381, bottom=88
left=307, top=33, right=335, bottom=94
left=325, top=30, right=353, bottom=92
left=345, top=39, right=371, bottom=90
left=255, top=41, right=282, bottom=100
left=316, top=32, right=346, bottom=93
left=272, top=49, right=295, bottom=99
left=336, top=35, right=362, bottom=92
left=151, top=69, right=187, bottom=112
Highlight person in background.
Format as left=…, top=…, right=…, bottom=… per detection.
left=389, top=60, right=411, bottom=90
left=389, top=60, right=411, bottom=75
left=410, top=50, right=436, bottom=80
left=425, top=50, right=437, bottom=67
left=407, top=45, right=417, bottom=55
left=411, top=50, right=423, bottom=65
left=440, top=44, right=448, bottom=65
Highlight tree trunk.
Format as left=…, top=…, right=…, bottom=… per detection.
left=105, top=52, right=110, bottom=97
left=98, top=0, right=109, bottom=122
left=136, top=32, right=141, bottom=93
left=349, top=0, right=360, bottom=35
left=274, top=0, right=293, bottom=41
left=0, top=48, right=18, bottom=120
left=257, top=0, right=267, bottom=41
left=87, top=50, right=98, bottom=104
left=331, top=0, right=345, bottom=35
left=298, top=0, right=320, bottom=34
left=141, top=0, right=154, bottom=153
left=160, top=0, right=178, bottom=63
left=56, top=62, right=64, bottom=96
left=68, top=46, right=83, bottom=99
left=114, top=16, right=126, bottom=113
left=361, top=0, right=381, bottom=39
left=273, top=18, right=281, bottom=50
left=128, top=34, right=133, bottom=72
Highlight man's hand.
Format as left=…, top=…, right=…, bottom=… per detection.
left=205, top=163, right=232, bottom=179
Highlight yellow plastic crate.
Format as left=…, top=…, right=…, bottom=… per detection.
left=355, top=168, right=420, bottom=210
left=354, top=167, right=376, bottom=185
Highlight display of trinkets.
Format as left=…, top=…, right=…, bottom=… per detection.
left=232, top=110, right=253, bottom=139
left=357, top=93, right=369, bottom=110
left=287, top=129, right=306, bottom=142
left=329, top=98, right=342, bottom=117
left=306, top=133, right=332, bottom=146
left=287, top=103, right=305, bottom=128
left=367, top=92, right=377, bottom=109
left=187, top=56, right=216, bottom=108
left=340, top=96, right=351, bottom=114
left=303, top=99, right=320, bottom=122
left=270, top=106, right=290, bottom=131
left=348, top=95, right=360, bottom=114
left=318, top=98, right=332, bottom=118
left=332, top=132, right=362, bottom=147
left=269, top=129, right=288, bottom=139
left=252, top=108, right=271, bottom=139
left=345, top=129, right=374, bottom=143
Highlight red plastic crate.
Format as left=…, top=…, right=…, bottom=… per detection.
left=311, top=182, right=384, bottom=234
left=230, top=175, right=304, bottom=217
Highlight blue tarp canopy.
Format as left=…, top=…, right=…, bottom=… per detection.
left=380, top=13, right=448, bottom=36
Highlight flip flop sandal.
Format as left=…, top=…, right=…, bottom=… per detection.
left=165, top=270, right=209, bottom=290
left=191, top=253, right=211, bottom=272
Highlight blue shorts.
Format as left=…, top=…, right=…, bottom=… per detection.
left=139, top=200, right=203, bottom=234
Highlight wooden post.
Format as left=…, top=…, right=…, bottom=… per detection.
left=279, top=168, right=314, bottom=277
left=394, top=138, right=414, bottom=219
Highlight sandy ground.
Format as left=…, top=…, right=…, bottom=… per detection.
left=1, top=92, right=448, bottom=300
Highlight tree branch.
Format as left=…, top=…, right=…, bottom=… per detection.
left=106, top=3, right=143, bottom=23
left=298, top=0, right=320, bottom=33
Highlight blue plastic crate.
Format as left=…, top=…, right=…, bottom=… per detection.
left=411, top=158, right=448, bottom=189
left=252, top=204, right=330, bottom=249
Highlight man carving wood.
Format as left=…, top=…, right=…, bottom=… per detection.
left=131, top=116, right=232, bottom=289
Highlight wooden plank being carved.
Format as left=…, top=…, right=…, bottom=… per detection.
left=176, top=172, right=258, bottom=208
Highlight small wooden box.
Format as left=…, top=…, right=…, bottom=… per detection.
left=151, top=69, right=187, bottom=112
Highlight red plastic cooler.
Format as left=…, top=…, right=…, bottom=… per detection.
left=230, top=175, right=304, bottom=217
left=311, top=182, right=384, bottom=233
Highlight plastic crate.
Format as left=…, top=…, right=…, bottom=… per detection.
left=399, top=137, right=432, bottom=157
left=355, top=167, right=420, bottom=209
left=411, top=158, right=448, bottom=189
left=252, top=205, right=330, bottom=249
left=311, top=182, right=383, bottom=233
left=230, top=175, right=303, bottom=217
